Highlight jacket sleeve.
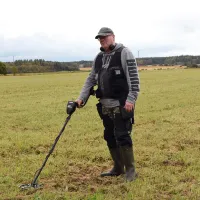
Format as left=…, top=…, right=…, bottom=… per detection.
left=78, top=60, right=97, bottom=105
left=121, top=47, right=140, bottom=104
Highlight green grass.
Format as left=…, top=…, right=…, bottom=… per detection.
left=0, top=69, right=200, bottom=200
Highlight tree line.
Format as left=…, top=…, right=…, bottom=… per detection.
left=1, top=55, right=200, bottom=75
left=136, top=55, right=200, bottom=67
left=0, top=59, right=93, bottom=75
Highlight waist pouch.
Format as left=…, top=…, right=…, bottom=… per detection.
left=96, top=103, right=135, bottom=124
left=120, top=106, right=134, bottom=124
left=96, top=102, right=103, bottom=119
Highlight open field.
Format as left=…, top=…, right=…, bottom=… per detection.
left=138, top=65, right=186, bottom=70
left=80, top=65, right=186, bottom=72
left=0, top=69, right=200, bottom=199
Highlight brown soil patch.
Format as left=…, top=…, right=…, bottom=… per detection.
left=162, top=160, right=186, bottom=167
left=17, top=163, right=126, bottom=197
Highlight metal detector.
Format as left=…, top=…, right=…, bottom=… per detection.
left=19, top=101, right=77, bottom=190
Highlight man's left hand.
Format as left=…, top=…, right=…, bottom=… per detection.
left=124, top=101, right=134, bottom=112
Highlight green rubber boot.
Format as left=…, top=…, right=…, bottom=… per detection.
left=101, top=147, right=125, bottom=177
left=120, top=146, right=138, bottom=182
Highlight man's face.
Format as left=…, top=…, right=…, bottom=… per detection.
left=98, top=34, right=115, bottom=51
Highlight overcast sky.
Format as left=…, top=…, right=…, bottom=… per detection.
left=1, top=0, right=200, bottom=62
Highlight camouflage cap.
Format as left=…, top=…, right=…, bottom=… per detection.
left=95, top=27, right=114, bottom=39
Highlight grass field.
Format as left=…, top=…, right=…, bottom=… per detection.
left=0, top=69, right=200, bottom=200
left=80, top=65, right=186, bottom=72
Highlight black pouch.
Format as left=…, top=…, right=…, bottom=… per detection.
left=126, top=120, right=133, bottom=133
left=120, top=107, right=134, bottom=124
left=96, top=102, right=103, bottom=119
left=95, top=89, right=102, bottom=98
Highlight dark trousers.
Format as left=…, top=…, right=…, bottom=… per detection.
left=96, top=103, right=133, bottom=148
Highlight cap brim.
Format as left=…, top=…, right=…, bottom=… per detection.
left=95, top=33, right=111, bottom=39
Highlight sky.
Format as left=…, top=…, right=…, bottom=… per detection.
left=1, top=0, right=200, bottom=62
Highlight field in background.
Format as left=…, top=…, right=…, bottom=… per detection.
left=0, top=69, right=200, bottom=199
left=80, top=65, right=186, bottom=71
left=138, top=65, right=186, bottom=70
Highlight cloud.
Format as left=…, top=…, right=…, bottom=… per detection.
left=0, top=33, right=99, bottom=61
left=1, top=0, right=200, bottom=61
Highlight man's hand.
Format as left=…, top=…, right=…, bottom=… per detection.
left=124, top=101, right=134, bottom=112
left=75, top=99, right=84, bottom=108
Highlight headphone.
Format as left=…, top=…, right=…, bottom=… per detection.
left=100, top=44, right=116, bottom=52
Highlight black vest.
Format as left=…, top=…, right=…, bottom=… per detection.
left=94, top=46, right=129, bottom=106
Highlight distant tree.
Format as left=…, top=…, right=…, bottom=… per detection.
left=0, top=62, right=7, bottom=75
left=14, top=60, right=23, bottom=66
left=12, top=66, right=18, bottom=75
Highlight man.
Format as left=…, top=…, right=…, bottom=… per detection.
left=76, top=27, right=140, bottom=182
